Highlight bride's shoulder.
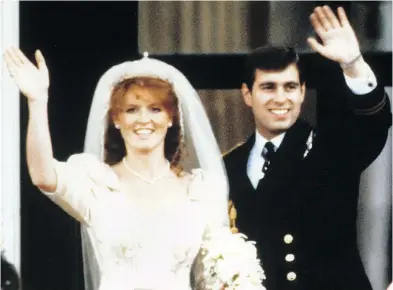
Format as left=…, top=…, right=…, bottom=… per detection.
left=179, top=169, right=216, bottom=200
left=178, top=168, right=207, bottom=185
left=65, top=153, right=104, bottom=167
left=64, top=153, right=119, bottom=189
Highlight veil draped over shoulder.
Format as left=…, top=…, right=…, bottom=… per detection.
left=82, top=56, right=229, bottom=289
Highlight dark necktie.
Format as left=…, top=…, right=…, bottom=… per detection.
left=262, top=141, right=275, bottom=174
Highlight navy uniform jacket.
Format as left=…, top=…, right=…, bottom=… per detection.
left=224, top=59, right=392, bottom=290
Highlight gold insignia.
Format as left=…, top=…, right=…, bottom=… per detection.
left=228, top=199, right=238, bottom=234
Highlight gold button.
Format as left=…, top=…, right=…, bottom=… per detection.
left=287, top=271, right=297, bottom=281
left=285, top=254, right=295, bottom=262
left=284, top=234, right=293, bottom=244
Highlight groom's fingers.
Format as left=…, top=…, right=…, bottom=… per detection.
left=337, top=7, right=350, bottom=27
left=313, top=6, right=332, bottom=31
left=309, top=13, right=325, bottom=37
left=307, top=37, right=324, bottom=55
left=322, top=6, right=340, bottom=29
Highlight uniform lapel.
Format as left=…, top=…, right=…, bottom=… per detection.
left=226, top=134, right=256, bottom=199
left=256, top=119, right=313, bottom=195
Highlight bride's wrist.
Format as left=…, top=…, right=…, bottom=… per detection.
left=28, top=98, right=49, bottom=113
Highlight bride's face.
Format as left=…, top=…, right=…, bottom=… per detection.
left=114, top=88, right=172, bottom=153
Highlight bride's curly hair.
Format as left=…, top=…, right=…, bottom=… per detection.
left=104, top=77, right=183, bottom=174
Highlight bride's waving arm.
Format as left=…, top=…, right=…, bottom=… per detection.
left=3, top=48, right=110, bottom=224
left=4, top=47, right=56, bottom=192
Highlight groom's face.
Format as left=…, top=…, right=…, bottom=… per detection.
left=242, top=64, right=305, bottom=139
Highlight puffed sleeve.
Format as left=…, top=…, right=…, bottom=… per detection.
left=190, top=169, right=266, bottom=290
left=41, top=153, right=119, bottom=225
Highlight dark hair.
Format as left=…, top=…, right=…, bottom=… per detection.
left=243, top=46, right=305, bottom=89
left=104, top=77, right=183, bottom=174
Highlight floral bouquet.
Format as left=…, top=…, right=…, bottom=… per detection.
left=194, top=227, right=266, bottom=290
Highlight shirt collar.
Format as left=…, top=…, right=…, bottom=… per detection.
left=254, top=129, right=286, bottom=153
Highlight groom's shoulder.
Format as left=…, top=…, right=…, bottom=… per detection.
left=223, top=141, right=247, bottom=162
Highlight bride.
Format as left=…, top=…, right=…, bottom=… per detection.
left=4, top=48, right=265, bottom=290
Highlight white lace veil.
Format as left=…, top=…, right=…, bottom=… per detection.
left=82, top=55, right=229, bottom=290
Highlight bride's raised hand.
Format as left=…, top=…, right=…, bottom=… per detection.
left=4, top=47, right=50, bottom=102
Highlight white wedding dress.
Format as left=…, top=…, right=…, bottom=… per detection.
left=43, top=153, right=222, bottom=290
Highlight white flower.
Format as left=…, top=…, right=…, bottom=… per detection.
left=195, top=227, right=266, bottom=290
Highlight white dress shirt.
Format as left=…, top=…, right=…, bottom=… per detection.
left=247, top=66, right=378, bottom=189
left=247, top=132, right=285, bottom=188
left=343, top=62, right=378, bottom=94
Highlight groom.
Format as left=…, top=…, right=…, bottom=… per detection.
left=224, top=6, right=391, bottom=290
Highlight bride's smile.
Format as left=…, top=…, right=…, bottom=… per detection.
left=113, top=87, right=173, bottom=153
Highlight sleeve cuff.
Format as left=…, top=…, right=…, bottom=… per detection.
left=40, top=159, right=67, bottom=197
left=343, top=62, right=378, bottom=95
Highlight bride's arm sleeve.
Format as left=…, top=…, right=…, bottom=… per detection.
left=40, top=153, right=118, bottom=225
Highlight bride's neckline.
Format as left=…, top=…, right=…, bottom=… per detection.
left=122, top=157, right=171, bottom=185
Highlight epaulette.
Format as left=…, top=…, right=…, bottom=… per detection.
left=222, top=141, right=246, bottom=157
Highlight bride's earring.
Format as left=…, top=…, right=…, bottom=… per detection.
left=168, top=122, right=173, bottom=128
left=115, top=124, right=120, bottom=129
